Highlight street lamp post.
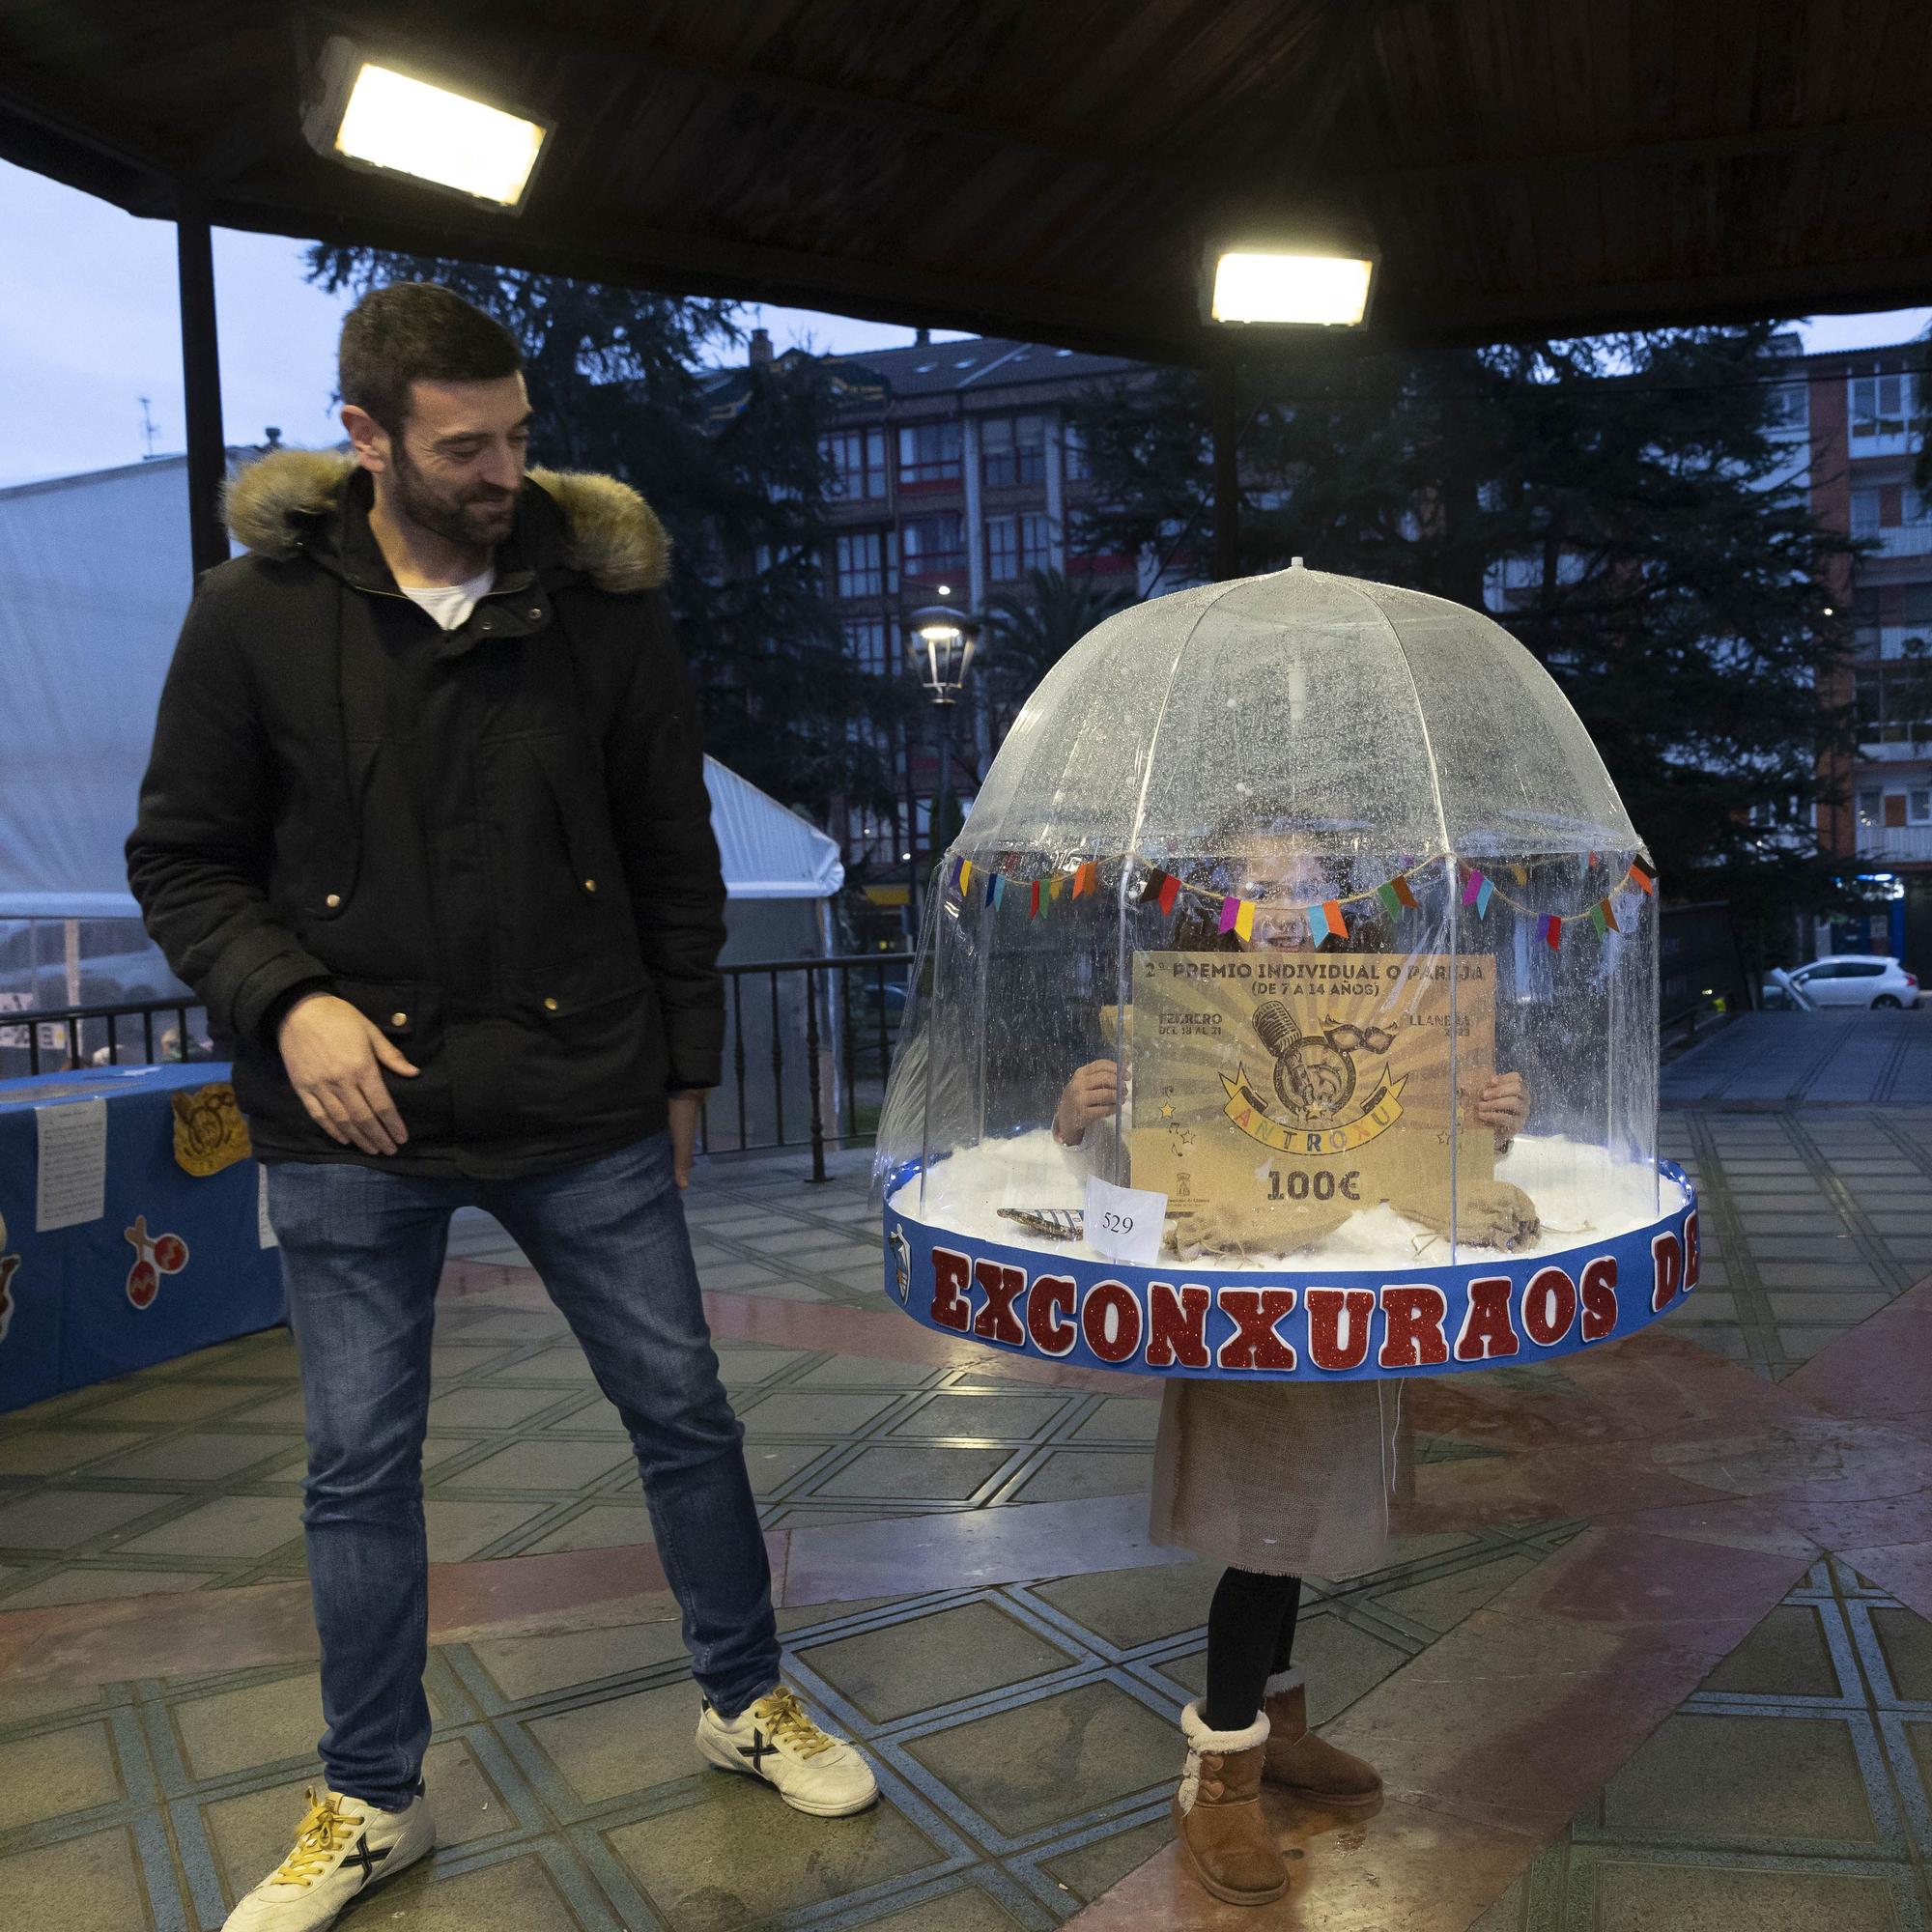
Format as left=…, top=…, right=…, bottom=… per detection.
left=905, top=604, right=982, bottom=924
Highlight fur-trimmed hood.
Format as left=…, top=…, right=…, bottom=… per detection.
left=221, top=447, right=670, bottom=594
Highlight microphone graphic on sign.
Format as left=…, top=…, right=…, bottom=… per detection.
left=1253, top=1001, right=1392, bottom=1122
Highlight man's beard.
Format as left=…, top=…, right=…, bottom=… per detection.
left=390, top=443, right=519, bottom=550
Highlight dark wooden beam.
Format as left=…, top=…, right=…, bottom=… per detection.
left=1273, top=0, right=1401, bottom=193
left=176, top=198, right=229, bottom=582
left=1210, top=359, right=1241, bottom=580
left=1343, top=116, right=1932, bottom=192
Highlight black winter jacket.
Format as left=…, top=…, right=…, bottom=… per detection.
left=127, top=449, right=725, bottom=1177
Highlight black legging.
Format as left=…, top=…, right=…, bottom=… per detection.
left=1203, top=1567, right=1301, bottom=1732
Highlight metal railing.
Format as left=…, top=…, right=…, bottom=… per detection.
left=702, top=952, right=912, bottom=1181
left=0, top=957, right=915, bottom=1183
left=2, top=995, right=212, bottom=1077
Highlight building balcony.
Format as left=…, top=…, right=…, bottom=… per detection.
left=1870, top=523, right=1932, bottom=559
left=1858, top=825, right=1932, bottom=864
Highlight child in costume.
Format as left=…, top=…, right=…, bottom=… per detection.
left=1052, top=834, right=1530, bottom=1908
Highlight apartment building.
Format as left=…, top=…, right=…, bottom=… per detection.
left=712, top=328, right=1146, bottom=931
left=1802, top=340, right=1932, bottom=973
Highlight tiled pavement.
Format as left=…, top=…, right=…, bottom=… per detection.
left=2, top=1085, right=1932, bottom=1927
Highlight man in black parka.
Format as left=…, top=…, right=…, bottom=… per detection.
left=129, top=284, right=875, bottom=1932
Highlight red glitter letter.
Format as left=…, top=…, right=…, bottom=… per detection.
left=930, top=1246, right=972, bottom=1332
left=1304, top=1287, right=1376, bottom=1372
left=1215, top=1287, right=1298, bottom=1372
left=1520, top=1266, right=1577, bottom=1349
left=1145, top=1281, right=1211, bottom=1370
left=1378, top=1285, right=1450, bottom=1369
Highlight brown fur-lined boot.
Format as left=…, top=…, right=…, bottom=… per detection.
left=1172, top=1703, right=1288, bottom=1907
left=1261, top=1668, right=1381, bottom=1807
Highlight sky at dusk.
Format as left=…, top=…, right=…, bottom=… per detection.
left=4, top=156, right=1928, bottom=491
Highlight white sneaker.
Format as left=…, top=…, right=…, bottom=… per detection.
left=222, top=1784, right=435, bottom=1930
left=696, top=1685, right=879, bottom=1816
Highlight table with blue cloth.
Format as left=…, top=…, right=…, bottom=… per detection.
left=0, top=1062, right=285, bottom=1413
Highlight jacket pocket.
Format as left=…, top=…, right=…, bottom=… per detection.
left=509, top=956, right=665, bottom=1132
left=327, top=978, right=452, bottom=1142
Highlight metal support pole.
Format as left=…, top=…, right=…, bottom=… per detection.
left=1210, top=357, right=1240, bottom=582
left=803, top=965, right=827, bottom=1182
left=902, top=714, right=920, bottom=934
left=933, top=699, right=954, bottom=869
left=176, top=197, right=228, bottom=582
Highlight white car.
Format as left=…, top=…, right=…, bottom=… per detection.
left=1764, top=955, right=1920, bottom=1010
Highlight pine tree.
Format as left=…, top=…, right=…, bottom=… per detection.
left=304, top=248, right=911, bottom=822
left=980, top=566, right=1135, bottom=732
left=1072, top=327, right=1864, bottom=968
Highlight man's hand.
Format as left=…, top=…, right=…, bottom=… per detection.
left=1054, top=1060, right=1122, bottom=1147
left=276, top=993, right=418, bottom=1156
left=668, top=1089, right=706, bottom=1188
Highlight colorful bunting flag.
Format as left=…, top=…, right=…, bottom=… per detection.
left=1462, top=867, right=1484, bottom=907
left=988, top=874, right=1006, bottom=909
left=957, top=859, right=974, bottom=896
left=1378, top=882, right=1402, bottom=919
left=1600, top=895, right=1620, bottom=932
left=1234, top=900, right=1255, bottom=942
left=1630, top=860, right=1656, bottom=896
left=1049, top=873, right=1066, bottom=901
left=1074, top=861, right=1097, bottom=898
left=1306, top=899, right=1346, bottom=947
left=1029, top=880, right=1041, bottom=919
left=1140, top=868, right=1180, bottom=915
left=1540, top=913, right=1561, bottom=952
left=1476, top=876, right=1493, bottom=917
left=1218, top=895, right=1242, bottom=935
left=1588, top=902, right=1607, bottom=936
left=1392, top=874, right=1419, bottom=911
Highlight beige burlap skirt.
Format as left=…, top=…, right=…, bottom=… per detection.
left=1149, top=1377, right=1411, bottom=1579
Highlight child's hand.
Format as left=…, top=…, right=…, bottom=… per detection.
left=1477, top=1072, right=1530, bottom=1150
left=1053, top=1060, right=1121, bottom=1147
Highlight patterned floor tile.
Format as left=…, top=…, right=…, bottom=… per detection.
left=526, top=1677, right=710, bottom=1804
left=1599, top=1712, right=1882, bottom=1846
left=890, top=1394, right=1073, bottom=1441
left=0, top=1825, right=158, bottom=1932
left=0, top=1564, right=211, bottom=1608
left=1029, top=1561, right=1224, bottom=1651
left=1587, top=1860, right=1907, bottom=1931
left=436, top=1439, right=635, bottom=1493
left=119, top=1492, right=302, bottom=1560
left=815, top=1445, right=1013, bottom=1501
left=0, top=1428, right=150, bottom=1475
left=518, top=1502, right=656, bottom=1554
left=905, top=1680, right=1178, bottom=1838
left=0, top=1487, right=185, bottom=1550
left=606, top=1774, right=948, bottom=1930
left=467, top=1621, right=693, bottom=1703
left=170, top=1668, right=327, bottom=1780
left=803, top=1601, right=1079, bottom=1722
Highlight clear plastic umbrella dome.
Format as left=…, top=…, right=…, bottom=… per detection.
left=876, top=563, right=1665, bottom=1286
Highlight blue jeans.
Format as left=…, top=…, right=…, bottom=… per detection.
left=268, top=1134, right=779, bottom=1808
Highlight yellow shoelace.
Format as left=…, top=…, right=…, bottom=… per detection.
left=755, top=1688, right=836, bottom=1759
left=270, top=1789, right=365, bottom=1888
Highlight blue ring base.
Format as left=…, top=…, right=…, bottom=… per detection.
left=881, top=1160, right=1698, bottom=1381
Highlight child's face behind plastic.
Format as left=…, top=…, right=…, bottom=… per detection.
left=1227, top=831, right=1336, bottom=953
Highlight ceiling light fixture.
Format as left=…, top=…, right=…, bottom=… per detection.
left=303, top=36, right=550, bottom=212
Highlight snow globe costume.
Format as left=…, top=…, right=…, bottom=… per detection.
left=873, top=563, right=1693, bottom=1905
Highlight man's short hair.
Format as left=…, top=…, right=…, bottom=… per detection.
left=338, top=282, right=523, bottom=435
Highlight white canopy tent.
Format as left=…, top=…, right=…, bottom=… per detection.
left=0, top=454, right=847, bottom=1135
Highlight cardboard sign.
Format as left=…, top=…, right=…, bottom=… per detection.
left=1128, top=950, right=1494, bottom=1243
